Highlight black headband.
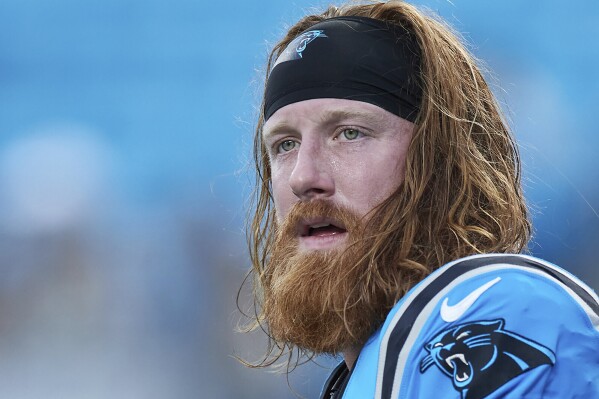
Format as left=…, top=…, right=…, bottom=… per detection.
left=263, top=16, right=422, bottom=122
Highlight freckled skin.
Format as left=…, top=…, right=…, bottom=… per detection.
left=263, top=98, right=414, bottom=236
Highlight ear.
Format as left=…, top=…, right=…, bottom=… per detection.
left=477, top=319, right=504, bottom=331
left=490, top=319, right=504, bottom=330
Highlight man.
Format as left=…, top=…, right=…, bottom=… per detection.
left=244, top=1, right=599, bottom=398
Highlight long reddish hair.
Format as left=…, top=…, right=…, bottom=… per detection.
left=243, top=0, right=531, bottom=369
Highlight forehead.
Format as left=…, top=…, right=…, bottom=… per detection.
left=262, top=98, right=405, bottom=137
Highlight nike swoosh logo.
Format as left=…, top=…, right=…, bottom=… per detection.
left=440, top=277, right=501, bottom=322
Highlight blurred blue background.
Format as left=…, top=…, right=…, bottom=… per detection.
left=0, top=0, right=597, bottom=397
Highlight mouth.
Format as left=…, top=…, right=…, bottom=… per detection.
left=445, top=353, right=472, bottom=385
left=297, top=218, right=348, bottom=249
left=301, top=220, right=346, bottom=237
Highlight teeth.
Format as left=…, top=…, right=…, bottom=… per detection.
left=455, top=372, right=469, bottom=382
left=310, top=223, right=331, bottom=229
left=445, top=354, right=467, bottom=369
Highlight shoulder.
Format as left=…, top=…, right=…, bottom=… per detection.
left=346, top=253, right=599, bottom=399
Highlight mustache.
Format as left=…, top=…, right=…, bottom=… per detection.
left=276, top=200, right=362, bottom=243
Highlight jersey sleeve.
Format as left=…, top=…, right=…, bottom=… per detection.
left=347, top=254, right=599, bottom=399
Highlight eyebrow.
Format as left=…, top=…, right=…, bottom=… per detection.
left=316, top=108, right=383, bottom=127
left=262, top=106, right=386, bottom=139
left=262, top=121, right=297, bottom=140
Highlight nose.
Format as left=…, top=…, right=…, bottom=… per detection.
left=288, top=141, right=334, bottom=201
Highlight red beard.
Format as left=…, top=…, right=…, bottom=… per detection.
left=262, top=200, right=400, bottom=354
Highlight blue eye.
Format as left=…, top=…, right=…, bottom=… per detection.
left=277, top=140, right=297, bottom=153
left=341, top=129, right=361, bottom=140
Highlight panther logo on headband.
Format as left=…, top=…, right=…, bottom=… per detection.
left=295, top=30, right=326, bottom=57
left=272, top=30, right=327, bottom=68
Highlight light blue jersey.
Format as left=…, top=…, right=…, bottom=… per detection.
left=321, top=254, right=599, bottom=399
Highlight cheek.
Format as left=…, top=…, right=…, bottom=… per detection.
left=347, top=150, right=408, bottom=213
left=357, top=169, right=404, bottom=212
left=270, top=167, right=294, bottom=222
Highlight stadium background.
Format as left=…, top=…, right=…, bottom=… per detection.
left=0, top=0, right=597, bottom=397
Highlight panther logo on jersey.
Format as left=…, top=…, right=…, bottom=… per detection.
left=420, top=319, right=555, bottom=399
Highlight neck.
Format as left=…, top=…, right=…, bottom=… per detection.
left=343, top=346, right=361, bottom=370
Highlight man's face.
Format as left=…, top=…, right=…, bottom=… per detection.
left=263, top=98, right=414, bottom=250
left=261, top=98, right=415, bottom=352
